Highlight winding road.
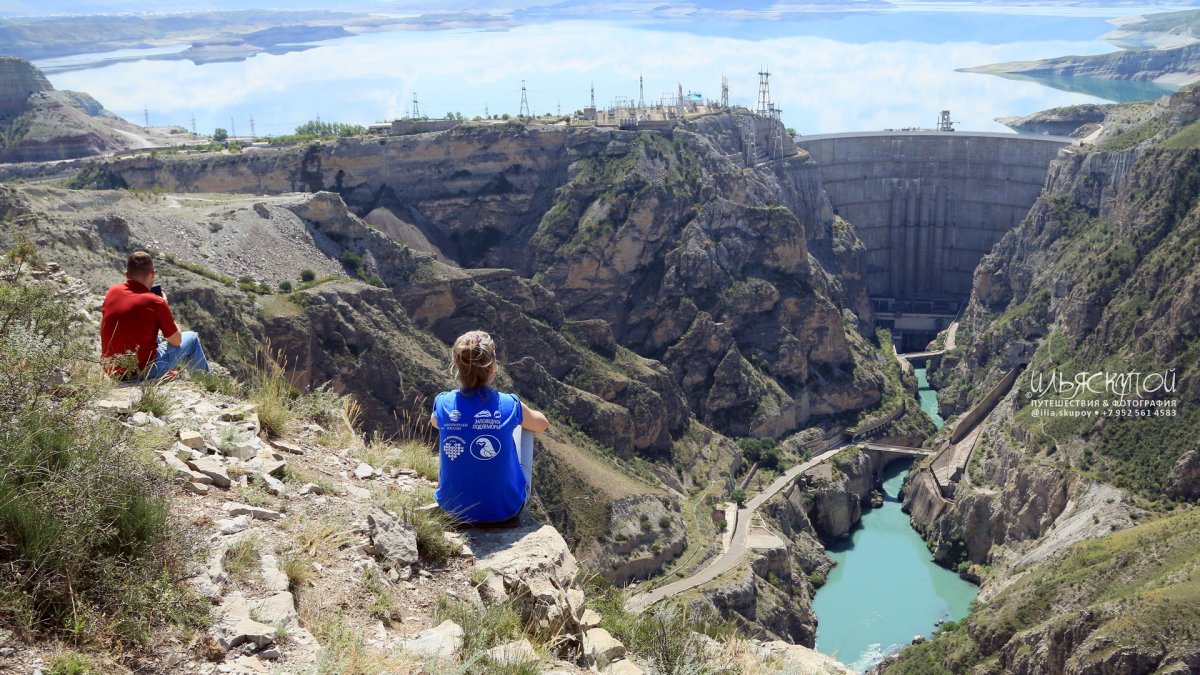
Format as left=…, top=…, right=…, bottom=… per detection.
left=625, top=438, right=846, bottom=614
left=625, top=321, right=962, bottom=614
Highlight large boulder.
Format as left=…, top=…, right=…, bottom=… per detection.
left=466, top=514, right=585, bottom=639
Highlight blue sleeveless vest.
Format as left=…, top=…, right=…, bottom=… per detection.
left=433, top=388, right=525, bottom=523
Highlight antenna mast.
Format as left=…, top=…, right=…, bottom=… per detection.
left=519, top=80, right=530, bottom=118
left=770, top=108, right=784, bottom=159
left=756, top=67, right=771, bottom=116
left=721, top=76, right=729, bottom=109
left=742, top=116, right=756, bottom=167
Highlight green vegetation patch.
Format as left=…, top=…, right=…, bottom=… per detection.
left=1162, top=119, right=1200, bottom=149
left=588, top=577, right=738, bottom=675
left=1097, top=117, right=1167, bottom=151
left=885, top=506, right=1200, bottom=673
left=0, top=243, right=203, bottom=645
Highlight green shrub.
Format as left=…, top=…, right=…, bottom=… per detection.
left=249, top=351, right=296, bottom=437
left=189, top=369, right=241, bottom=397
left=46, top=652, right=97, bottom=675
left=340, top=250, right=364, bottom=272
left=0, top=251, right=201, bottom=645
left=300, top=269, right=316, bottom=283
left=434, top=596, right=527, bottom=656
left=588, top=577, right=734, bottom=675
left=136, top=379, right=173, bottom=418
left=377, top=485, right=457, bottom=564
left=278, top=280, right=293, bottom=293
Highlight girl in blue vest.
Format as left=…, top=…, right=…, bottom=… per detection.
left=430, top=330, right=550, bottom=524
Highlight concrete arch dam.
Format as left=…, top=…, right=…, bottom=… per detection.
left=798, top=131, right=1069, bottom=349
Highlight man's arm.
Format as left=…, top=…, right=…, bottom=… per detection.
left=155, top=296, right=181, bottom=346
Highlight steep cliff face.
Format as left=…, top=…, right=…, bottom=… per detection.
left=769, top=447, right=875, bottom=542
left=882, top=502, right=1200, bottom=675
left=903, top=399, right=1084, bottom=568
left=692, top=447, right=881, bottom=647
left=94, top=118, right=884, bottom=442
left=932, top=85, right=1200, bottom=499
left=0, top=56, right=156, bottom=163
left=695, top=563, right=820, bottom=646
left=0, top=184, right=691, bottom=580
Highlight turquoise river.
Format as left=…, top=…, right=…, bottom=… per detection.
left=811, top=366, right=978, bottom=672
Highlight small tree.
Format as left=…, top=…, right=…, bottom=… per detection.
left=213, top=128, right=228, bottom=143
left=731, top=488, right=746, bottom=506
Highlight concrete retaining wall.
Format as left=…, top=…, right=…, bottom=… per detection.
left=949, top=364, right=1026, bottom=444
left=797, top=131, right=1068, bottom=299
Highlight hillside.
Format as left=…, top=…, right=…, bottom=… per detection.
left=884, top=84, right=1200, bottom=674
left=0, top=253, right=852, bottom=674
left=0, top=56, right=194, bottom=163
left=0, top=107, right=929, bottom=653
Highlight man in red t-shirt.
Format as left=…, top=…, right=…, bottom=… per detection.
left=100, top=251, right=210, bottom=379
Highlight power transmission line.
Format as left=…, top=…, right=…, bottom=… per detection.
left=519, top=80, right=530, bottom=118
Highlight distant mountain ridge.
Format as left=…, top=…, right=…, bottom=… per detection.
left=0, top=56, right=178, bottom=163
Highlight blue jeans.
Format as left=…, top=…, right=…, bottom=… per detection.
left=145, top=331, right=210, bottom=379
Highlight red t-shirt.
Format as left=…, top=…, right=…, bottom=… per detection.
left=100, top=279, right=179, bottom=374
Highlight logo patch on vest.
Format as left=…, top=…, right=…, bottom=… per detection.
left=443, top=436, right=466, bottom=461
left=473, top=409, right=503, bottom=430
left=470, top=435, right=502, bottom=461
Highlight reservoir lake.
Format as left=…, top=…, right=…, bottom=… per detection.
left=36, top=3, right=1196, bottom=138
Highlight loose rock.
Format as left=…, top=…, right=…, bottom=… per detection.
left=180, top=428, right=205, bottom=449
left=223, top=502, right=283, bottom=521
left=486, top=638, right=537, bottom=665
left=584, top=628, right=626, bottom=669
left=190, top=456, right=232, bottom=488
left=399, top=620, right=464, bottom=659
left=368, top=507, right=418, bottom=572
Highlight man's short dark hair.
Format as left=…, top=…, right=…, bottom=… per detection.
left=126, top=250, right=154, bottom=277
